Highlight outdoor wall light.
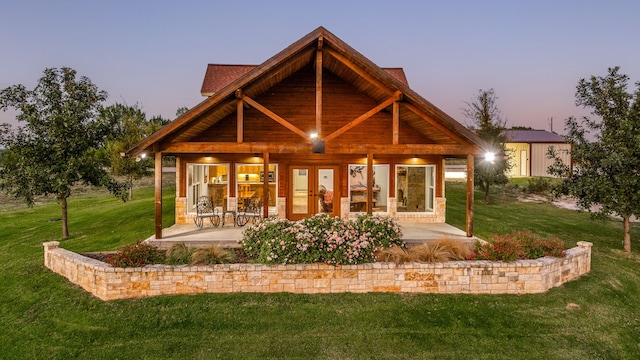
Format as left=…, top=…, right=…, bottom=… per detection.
left=484, top=151, right=496, bottom=164
left=135, top=152, right=147, bottom=162
left=312, top=139, right=325, bottom=154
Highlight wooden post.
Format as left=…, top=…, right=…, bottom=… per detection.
left=263, top=152, right=270, bottom=219
left=367, top=153, right=374, bottom=214
left=154, top=151, right=163, bottom=239
left=392, top=101, right=399, bottom=144
left=315, top=37, right=323, bottom=136
left=466, top=154, right=474, bottom=237
left=236, top=89, right=243, bottom=143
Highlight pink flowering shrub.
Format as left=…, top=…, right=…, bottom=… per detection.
left=240, top=213, right=403, bottom=265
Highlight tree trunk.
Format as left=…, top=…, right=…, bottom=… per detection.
left=484, top=183, right=490, bottom=204
left=623, top=216, right=631, bottom=254
left=128, top=176, right=134, bottom=201
left=61, top=195, right=69, bottom=239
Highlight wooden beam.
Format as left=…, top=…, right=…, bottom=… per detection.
left=236, top=89, right=243, bottom=143
left=242, top=95, right=310, bottom=140
left=324, top=91, right=402, bottom=142
left=466, top=154, right=474, bottom=237
left=392, top=101, right=399, bottom=144
left=367, top=153, right=373, bottom=214
left=325, top=48, right=394, bottom=97
left=159, top=141, right=481, bottom=155
left=154, top=150, right=163, bottom=239
left=263, top=152, right=270, bottom=219
left=315, top=39, right=323, bottom=136
left=404, top=103, right=468, bottom=144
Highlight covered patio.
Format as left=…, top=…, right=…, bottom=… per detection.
left=128, top=27, right=487, bottom=246
left=143, top=221, right=476, bottom=249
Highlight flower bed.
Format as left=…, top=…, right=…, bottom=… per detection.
left=241, top=214, right=403, bottom=265
left=43, top=241, right=592, bottom=301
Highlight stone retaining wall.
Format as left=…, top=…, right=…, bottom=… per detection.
left=43, top=241, right=592, bottom=301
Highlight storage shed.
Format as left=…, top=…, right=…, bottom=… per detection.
left=505, top=129, right=571, bottom=177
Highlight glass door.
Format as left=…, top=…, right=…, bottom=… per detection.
left=289, top=165, right=338, bottom=220
left=291, top=167, right=310, bottom=217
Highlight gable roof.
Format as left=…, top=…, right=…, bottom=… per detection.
left=506, top=129, right=566, bottom=143
left=201, top=64, right=410, bottom=96
left=127, top=26, right=486, bottom=156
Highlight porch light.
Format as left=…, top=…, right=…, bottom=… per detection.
left=140, top=153, right=146, bottom=159
left=310, top=132, right=318, bottom=139
left=484, top=151, right=496, bottom=164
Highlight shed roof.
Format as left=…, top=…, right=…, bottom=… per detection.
left=506, top=129, right=566, bottom=143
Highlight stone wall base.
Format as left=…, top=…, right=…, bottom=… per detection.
left=43, top=241, right=592, bottom=301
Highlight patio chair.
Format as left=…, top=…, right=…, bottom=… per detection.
left=194, top=196, right=221, bottom=228
left=236, top=197, right=262, bottom=226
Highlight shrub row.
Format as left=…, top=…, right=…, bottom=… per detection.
left=473, top=230, right=566, bottom=261
left=376, top=239, right=474, bottom=264
left=106, top=242, right=235, bottom=267
left=240, top=213, right=403, bottom=265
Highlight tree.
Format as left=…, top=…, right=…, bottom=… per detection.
left=463, top=89, right=511, bottom=203
left=175, top=106, right=189, bottom=117
left=99, top=104, right=154, bottom=201
left=0, top=67, right=126, bottom=239
left=548, top=66, right=640, bottom=253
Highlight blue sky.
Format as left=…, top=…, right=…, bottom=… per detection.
left=1, top=0, right=638, bottom=133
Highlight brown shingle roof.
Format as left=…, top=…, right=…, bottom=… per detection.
left=200, top=64, right=409, bottom=96
left=201, top=64, right=256, bottom=96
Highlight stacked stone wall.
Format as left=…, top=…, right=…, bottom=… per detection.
left=43, top=241, right=592, bottom=301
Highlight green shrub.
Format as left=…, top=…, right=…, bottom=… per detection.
left=107, top=242, right=164, bottom=267
left=166, top=243, right=194, bottom=265
left=474, top=230, right=566, bottom=261
left=526, top=177, right=552, bottom=194
left=190, top=246, right=235, bottom=265
left=240, top=213, right=403, bottom=265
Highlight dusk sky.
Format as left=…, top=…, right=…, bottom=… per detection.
left=1, top=0, right=639, bottom=134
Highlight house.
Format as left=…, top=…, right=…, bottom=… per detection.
left=127, top=27, right=487, bottom=239
left=505, top=129, right=571, bottom=177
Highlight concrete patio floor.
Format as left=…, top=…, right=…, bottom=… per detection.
left=144, top=221, right=477, bottom=249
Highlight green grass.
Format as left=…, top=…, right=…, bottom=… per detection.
left=1, top=181, right=639, bottom=359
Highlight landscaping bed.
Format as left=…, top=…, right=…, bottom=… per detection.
left=44, top=240, right=592, bottom=300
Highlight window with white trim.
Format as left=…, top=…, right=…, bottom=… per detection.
left=396, top=165, right=435, bottom=213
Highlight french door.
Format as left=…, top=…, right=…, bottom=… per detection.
left=289, top=165, right=339, bottom=220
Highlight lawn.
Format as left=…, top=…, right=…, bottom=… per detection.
left=0, top=179, right=639, bottom=359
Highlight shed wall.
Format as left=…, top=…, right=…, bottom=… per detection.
left=531, top=143, right=571, bottom=177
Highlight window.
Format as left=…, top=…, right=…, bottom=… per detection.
left=187, top=164, right=229, bottom=213
left=236, top=164, right=277, bottom=213
left=396, top=165, right=435, bottom=213
left=348, top=164, right=388, bottom=212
